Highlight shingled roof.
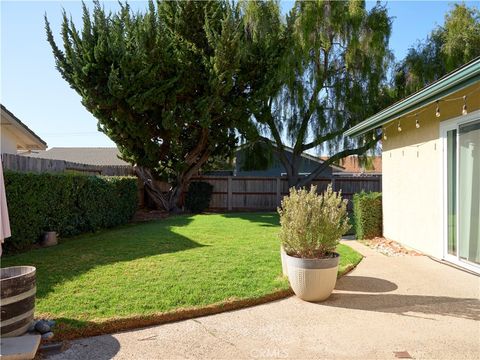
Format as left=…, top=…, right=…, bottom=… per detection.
left=25, top=147, right=129, bottom=166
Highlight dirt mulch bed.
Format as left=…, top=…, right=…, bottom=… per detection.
left=361, top=237, right=423, bottom=257
left=132, top=209, right=170, bottom=222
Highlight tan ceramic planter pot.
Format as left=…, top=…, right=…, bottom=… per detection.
left=280, top=246, right=288, bottom=277
left=285, top=252, right=339, bottom=302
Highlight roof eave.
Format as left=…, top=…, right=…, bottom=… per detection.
left=345, top=58, right=480, bottom=138
left=1, top=104, right=48, bottom=147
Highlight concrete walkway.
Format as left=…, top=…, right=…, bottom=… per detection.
left=48, top=241, right=480, bottom=360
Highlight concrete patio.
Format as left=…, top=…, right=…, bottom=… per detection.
left=47, top=241, right=480, bottom=359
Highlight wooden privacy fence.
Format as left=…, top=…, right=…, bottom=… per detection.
left=191, top=175, right=381, bottom=212
left=1, top=153, right=381, bottom=212
left=1, top=153, right=134, bottom=176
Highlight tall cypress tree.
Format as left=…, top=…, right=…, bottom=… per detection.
left=46, top=0, right=249, bottom=211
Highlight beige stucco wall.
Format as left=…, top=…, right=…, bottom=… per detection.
left=382, top=83, right=480, bottom=259
left=0, top=126, right=21, bottom=154
left=1, top=108, right=47, bottom=153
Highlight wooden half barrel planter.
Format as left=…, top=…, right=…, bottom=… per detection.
left=1, top=266, right=36, bottom=337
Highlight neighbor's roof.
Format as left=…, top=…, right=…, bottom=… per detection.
left=345, top=57, right=480, bottom=137
left=237, top=140, right=344, bottom=171
left=321, top=155, right=381, bottom=174
left=1, top=104, right=47, bottom=150
left=339, top=155, right=381, bottom=174
left=25, top=147, right=129, bottom=166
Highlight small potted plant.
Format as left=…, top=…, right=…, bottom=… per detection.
left=41, top=216, right=58, bottom=247
left=278, top=185, right=350, bottom=301
left=41, top=231, right=58, bottom=247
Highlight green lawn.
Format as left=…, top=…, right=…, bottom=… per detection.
left=2, top=213, right=362, bottom=336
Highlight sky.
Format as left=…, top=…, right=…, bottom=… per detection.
left=1, top=0, right=479, bottom=149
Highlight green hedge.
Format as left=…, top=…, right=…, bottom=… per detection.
left=3, top=171, right=138, bottom=253
left=353, top=191, right=382, bottom=240
left=185, top=181, right=213, bottom=213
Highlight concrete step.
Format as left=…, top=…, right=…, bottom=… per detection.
left=0, top=334, right=41, bottom=360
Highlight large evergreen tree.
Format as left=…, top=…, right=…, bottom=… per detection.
left=46, top=0, right=250, bottom=211
left=243, top=0, right=392, bottom=188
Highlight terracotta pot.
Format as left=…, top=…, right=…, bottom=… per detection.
left=285, top=252, right=339, bottom=302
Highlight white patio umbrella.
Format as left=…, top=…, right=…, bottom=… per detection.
left=0, top=159, right=11, bottom=256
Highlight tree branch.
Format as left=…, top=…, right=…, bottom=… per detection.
left=257, top=104, right=292, bottom=169
left=293, top=47, right=329, bottom=155
left=183, top=148, right=211, bottom=185
left=302, top=123, right=350, bottom=151
left=296, top=136, right=380, bottom=188
left=185, top=128, right=209, bottom=166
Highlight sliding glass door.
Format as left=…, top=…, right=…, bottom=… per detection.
left=444, top=114, right=480, bottom=270
left=458, top=121, right=480, bottom=265
left=446, top=129, right=457, bottom=257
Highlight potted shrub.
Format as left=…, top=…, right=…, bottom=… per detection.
left=278, top=185, right=350, bottom=301
left=280, top=245, right=288, bottom=276
left=41, top=216, right=58, bottom=247
left=41, top=231, right=58, bottom=247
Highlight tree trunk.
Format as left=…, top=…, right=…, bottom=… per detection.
left=167, top=185, right=184, bottom=213
left=168, top=175, right=191, bottom=213
left=287, top=172, right=299, bottom=189
left=135, top=145, right=211, bottom=213
left=135, top=168, right=186, bottom=213
left=285, top=156, right=301, bottom=189
left=135, top=166, right=171, bottom=212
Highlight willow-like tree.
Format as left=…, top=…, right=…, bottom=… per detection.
left=394, top=3, right=480, bottom=98
left=244, top=0, right=392, bottom=188
left=45, top=0, right=250, bottom=211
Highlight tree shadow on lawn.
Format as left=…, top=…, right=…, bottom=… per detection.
left=324, top=276, right=480, bottom=321
left=2, top=215, right=205, bottom=301
left=220, top=212, right=279, bottom=227
left=221, top=213, right=354, bottom=237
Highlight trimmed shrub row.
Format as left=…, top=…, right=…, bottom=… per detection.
left=185, top=181, right=213, bottom=213
left=353, top=191, right=382, bottom=240
left=3, top=171, right=138, bottom=253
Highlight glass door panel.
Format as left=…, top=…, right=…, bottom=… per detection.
left=458, top=120, right=480, bottom=265
left=446, top=129, right=457, bottom=256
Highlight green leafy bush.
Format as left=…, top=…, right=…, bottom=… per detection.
left=185, top=181, right=213, bottom=213
left=3, top=171, right=138, bottom=253
left=353, top=191, right=382, bottom=240
left=278, top=185, right=350, bottom=258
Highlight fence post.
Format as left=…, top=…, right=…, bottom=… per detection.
left=276, top=177, right=281, bottom=206
left=227, top=176, right=232, bottom=211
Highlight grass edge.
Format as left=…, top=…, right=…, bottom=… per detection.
left=52, top=248, right=363, bottom=341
